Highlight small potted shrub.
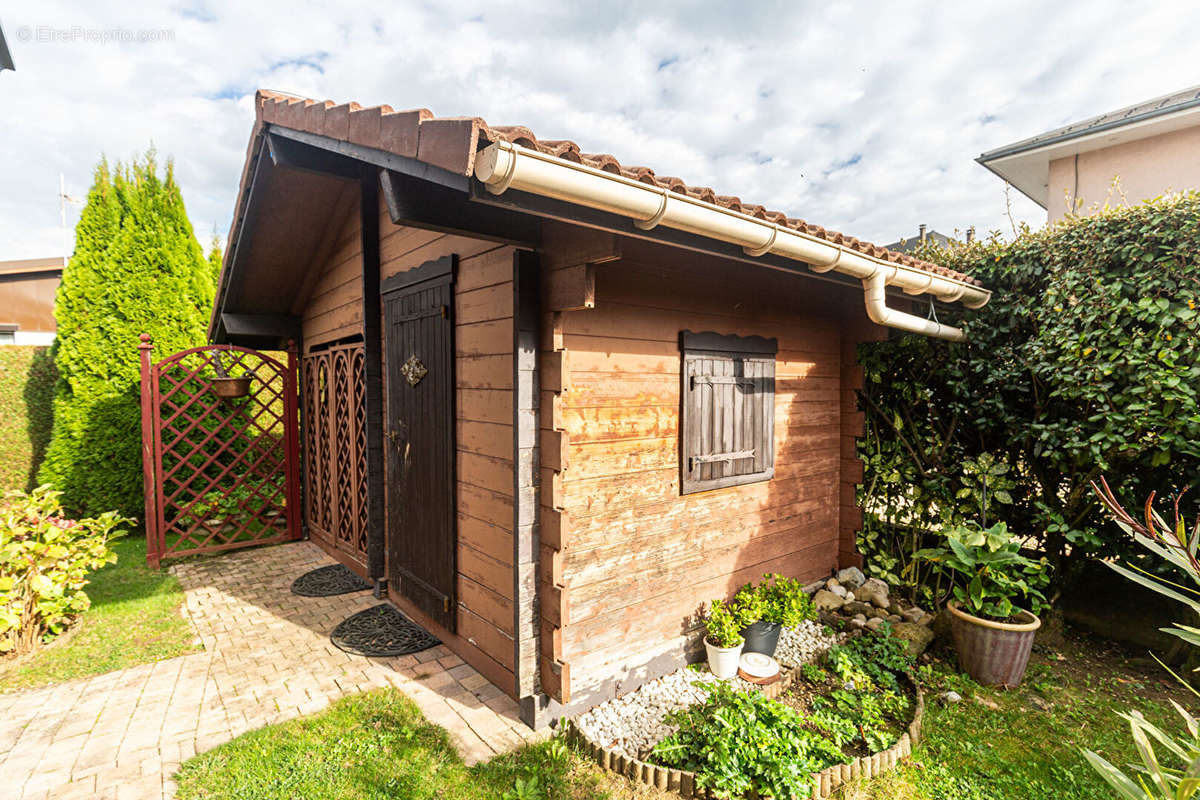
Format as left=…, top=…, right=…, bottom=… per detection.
left=737, top=573, right=817, bottom=657
left=914, top=521, right=1049, bottom=687
left=703, top=599, right=748, bottom=679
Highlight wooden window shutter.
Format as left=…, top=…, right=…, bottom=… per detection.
left=680, top=331, right=777, bottom=495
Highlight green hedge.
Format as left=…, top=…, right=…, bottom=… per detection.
left=858, top=193, right=1200, bottom=586
left=0, top=346, right=58, bottom=492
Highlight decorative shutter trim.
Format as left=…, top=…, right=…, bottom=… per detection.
left=680, top=331, right=776, bottom=495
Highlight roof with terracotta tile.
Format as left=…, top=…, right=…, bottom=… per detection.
left=253, top=90, right=981, bottom=287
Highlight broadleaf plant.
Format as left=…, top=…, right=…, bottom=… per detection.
left=911, top=520, right=1049, bottom=620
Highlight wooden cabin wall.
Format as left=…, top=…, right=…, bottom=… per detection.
left=545, top=240, right=871, bottom=708
left=376, top=194, right=521, bottom=697
left=300, top=192, right=363, bottom=347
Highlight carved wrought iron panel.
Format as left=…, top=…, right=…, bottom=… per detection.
left=301, top=342, right=369, bottom=572
left=138, top=340, right=302, bottom=567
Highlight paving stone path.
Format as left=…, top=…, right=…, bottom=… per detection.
left=0, top=541, right=541, bottom=799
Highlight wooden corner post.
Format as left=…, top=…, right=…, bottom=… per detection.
left=137, top=333, right=161, bottom=569
left=284, top=339, right=303, bottom=541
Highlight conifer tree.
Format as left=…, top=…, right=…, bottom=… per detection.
left=39, top=151, right=214, bottom=517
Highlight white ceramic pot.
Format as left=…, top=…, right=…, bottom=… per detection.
left=704, top=637, right=744, bottom=679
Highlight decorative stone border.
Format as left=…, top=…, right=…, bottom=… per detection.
left=568, top=670, right=925, bottom=799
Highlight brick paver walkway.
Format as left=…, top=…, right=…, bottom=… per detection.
left=0, top=541, right=540, bottom=799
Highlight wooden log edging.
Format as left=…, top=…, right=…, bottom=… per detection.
left=567, top=670, right=925, bottom=799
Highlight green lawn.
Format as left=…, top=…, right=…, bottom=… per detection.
left=0, top=535, right=200, bottom=690
left=837, top=633, right=1193, bottom=799
left=175, top=689, right=646, bottom=800
left=174, top=630, right=1192, bottom=800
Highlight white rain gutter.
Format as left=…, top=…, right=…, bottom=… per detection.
left=474, top=141, right=990, bottom=341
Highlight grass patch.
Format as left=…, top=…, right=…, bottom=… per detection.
left=176, top=629, right=1188, bottom=800
left=836, top=632, right=1196, bottom=799
left=0, top=535, right=199, bottom=689
left=176, top=689, right=669, bottom=800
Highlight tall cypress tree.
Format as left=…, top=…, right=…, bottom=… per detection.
left=39, top=151, right=214, bottom=517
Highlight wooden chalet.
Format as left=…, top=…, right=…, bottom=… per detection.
left=210, top=90, right=991, bottom=727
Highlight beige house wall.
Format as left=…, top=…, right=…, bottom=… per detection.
left=1047, top=126, right=1200, bottom=222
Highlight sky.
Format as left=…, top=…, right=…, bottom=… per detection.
left=3, top=1, right=1199, bottom=261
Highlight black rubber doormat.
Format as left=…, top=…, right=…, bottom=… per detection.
left=290, top=564, right=372, bottom=597
left=330, top=603, right=440, bottom=657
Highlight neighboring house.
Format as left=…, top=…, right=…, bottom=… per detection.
left=211, top=90, right=990, bottom=726
left=0, top=257, right=63, bottom=345
left=884, top=224, right=958, bottom=254
left=978, top=85, right=1200, bottom=222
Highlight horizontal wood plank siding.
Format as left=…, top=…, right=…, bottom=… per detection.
left=377, top=197, right=518, bottom=697
left=301, top=209, right=363, bottom=348
left=551, top=243, right=864, bottom=708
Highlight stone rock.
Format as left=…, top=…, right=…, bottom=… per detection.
left=974, top=695, right=1000, bottom=711
left=825, top=577, right=841, bottom=589
left=886, top=614, right=902, bottom=623
left=844, top=590, right=856, bottom=602
left=891, top=622, right=935, bottom=657
left=865, top=617, right=887, bottom=632
left=862, top=577, right=889, bottom=598
left=917, top=613, right=935, bottom=627
left=869, top=607, right=890, bottom=620
left=836, top=567, right=866, bottom=590
left=901, top=606, right=926, bottom=624
left=1029, top=696, right=1051, bottom=712
left=842, top=600, right=873, bottom=616
left=940, top=690, right=963, bottom=704
left=868, top=591, right=890, bottom=609
left=853, top=613, right=867, bottom=623
left=828, top=584, right=848, bottom=599
left=812, top=590, right=846, bottom=612
left=849, top=617, right=867, bottom=630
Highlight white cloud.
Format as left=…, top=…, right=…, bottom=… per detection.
left=2, top=0, right=1199, bottom=260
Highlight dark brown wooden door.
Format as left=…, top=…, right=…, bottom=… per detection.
left=382, top=256, right=457, bottom=632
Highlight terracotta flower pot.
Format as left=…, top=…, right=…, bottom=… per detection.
left=212, top=376, right=252, bottom=398
left=704, top=637, right=744, bottom=679
left=741, top=620, right=783, bottom=657
left=947, top=600, right=1041, bottom=688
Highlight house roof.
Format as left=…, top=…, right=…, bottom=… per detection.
left=884, top=228, right=954, bottom=254
left=249, top=90, right=980, bottom=287
left=0, top=257, right=64, bottom=277
left=977, top=84, right=1200, bottom=208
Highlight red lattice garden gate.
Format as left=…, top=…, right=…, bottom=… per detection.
left=138, top=335, right=302, bottom=567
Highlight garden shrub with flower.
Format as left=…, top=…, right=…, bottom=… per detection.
left=0, top=485, right=131, bottom=654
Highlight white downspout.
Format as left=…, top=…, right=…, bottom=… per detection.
left=862, top=272, right=965, bottom=342
left=474, top=141, right=989, bottom=340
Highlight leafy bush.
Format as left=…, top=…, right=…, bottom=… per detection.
left=703, top=599, right=748, bottom=648
left=812, top=688, right=909, bottom=752
left=651, top=682, right=847, bottom=799
left=38, top=152, right=214, bottom=517
left=913, top=521, right=1050, bottom=620
left=0, top=485, right=130, bottom=653
left=735, top=572, right=817, bottom=627
left=0, top=347, right=57, bottom=492
left=859, top=195, right=1200, bottom=586
left=825, top=624, right=914, bottom=691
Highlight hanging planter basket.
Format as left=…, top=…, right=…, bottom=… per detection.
left=212, top=376, right=252, bottom=399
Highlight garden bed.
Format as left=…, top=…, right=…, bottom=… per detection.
left=569, top=668, right=923, bottom=799
left=570, top=619, right=923, bottom=799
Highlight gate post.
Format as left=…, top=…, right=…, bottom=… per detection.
left=285, top=340, right=303, bottom=541
left=137, top=334, right=161, bottom=569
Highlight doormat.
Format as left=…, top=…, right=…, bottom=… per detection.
left=290, top=564, right=372, bottom=597
left=330, top=603, right=440, bottom=657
